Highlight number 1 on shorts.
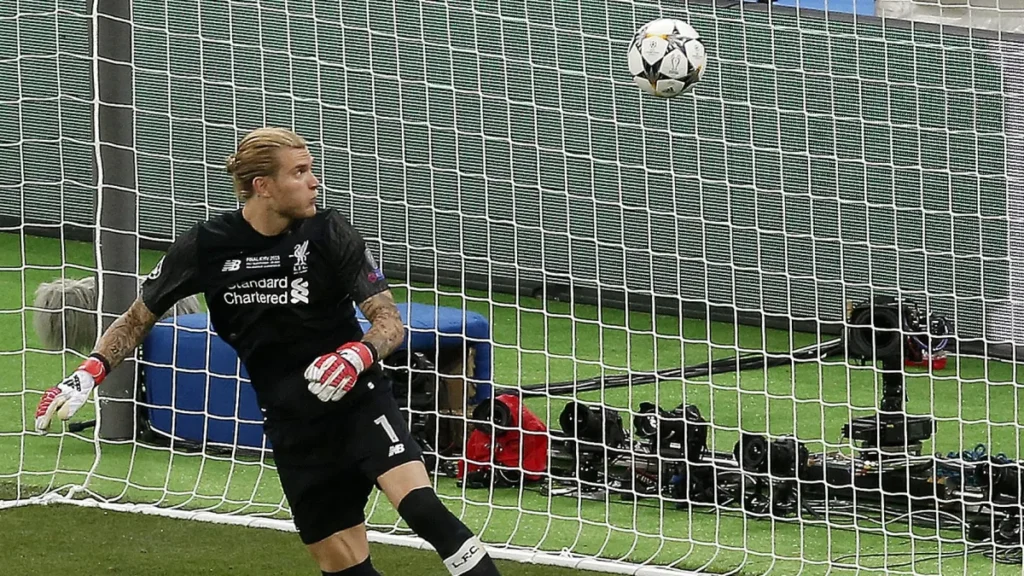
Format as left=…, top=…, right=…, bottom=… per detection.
left=374, top=414, right=399, bottom=444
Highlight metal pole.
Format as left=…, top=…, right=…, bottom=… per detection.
left=95, top=0, right=137, bottom=441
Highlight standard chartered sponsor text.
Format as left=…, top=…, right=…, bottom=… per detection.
left=228, top=278, right=288, bottom=290
left=224, top=291, right=289, bottom=305
left=223, top=277, right=309, bottom=305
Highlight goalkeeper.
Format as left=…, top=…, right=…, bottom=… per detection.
left=34, top=127, right=501, bottom=576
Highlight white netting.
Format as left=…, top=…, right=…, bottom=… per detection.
left=875, top=0, right=1024, bottom=32
left=3, top=1, right=1024, bottom=575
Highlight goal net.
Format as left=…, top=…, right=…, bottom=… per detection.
left=875, top=0, right=1024, bottom=32
left=3, top=0, right=1024, bottom=574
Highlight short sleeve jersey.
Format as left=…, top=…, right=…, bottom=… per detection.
left=140, top=208, right=390, bottom=424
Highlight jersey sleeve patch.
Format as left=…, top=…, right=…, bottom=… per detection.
left=364, top=247, right=385, bottom=283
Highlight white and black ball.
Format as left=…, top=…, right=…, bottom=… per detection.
left=628, top=18, right=707, bottom=98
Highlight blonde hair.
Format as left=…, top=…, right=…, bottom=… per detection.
left=225, top=127, right=308, bottom=201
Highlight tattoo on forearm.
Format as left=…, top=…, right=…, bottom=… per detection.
left=358, top=291, right=405, bottom=360
left=95, top=298, right=158, bottom=370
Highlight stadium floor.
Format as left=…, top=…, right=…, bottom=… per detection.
left=2, top=232, right=1023, bottom=575
left=0, top=504, right=589, bottom=576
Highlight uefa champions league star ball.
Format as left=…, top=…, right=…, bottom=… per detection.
left=628, top=18, right=707, bottom=98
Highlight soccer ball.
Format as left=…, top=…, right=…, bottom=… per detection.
left=628, top=18, right=707, bottom=98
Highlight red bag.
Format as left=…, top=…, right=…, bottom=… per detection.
left=457, top=394, right=548, bottom=482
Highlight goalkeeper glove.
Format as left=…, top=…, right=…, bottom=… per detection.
left=304, top=342, right=378, bottom=402
left=34, top=354, right=108, bottom=434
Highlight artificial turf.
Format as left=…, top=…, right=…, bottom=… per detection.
left=2, top=231, right=1023, bottom=575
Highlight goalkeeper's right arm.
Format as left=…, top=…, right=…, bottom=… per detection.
left=34, top=296, right=159, bottom=433
left=35, top=224, right=200, bottom=433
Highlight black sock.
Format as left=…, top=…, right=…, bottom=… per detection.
left=322, top=556, right=380, bottom=575
left=397, top=487, right=501, bottom=575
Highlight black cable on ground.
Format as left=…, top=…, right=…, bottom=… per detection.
left=494, top=337, right=845, bottom=398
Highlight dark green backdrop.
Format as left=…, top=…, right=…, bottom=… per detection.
left=1, top=0, right=1020, bottom=346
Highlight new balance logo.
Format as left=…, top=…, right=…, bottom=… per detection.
left=289, top=278, right=309, bottom=304
left=388, top=444, right=406, bottom=458
left=222, top=259, right=241, bottom=272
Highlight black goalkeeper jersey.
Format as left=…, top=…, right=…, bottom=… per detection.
left=140, top=208, right=391, bottom=430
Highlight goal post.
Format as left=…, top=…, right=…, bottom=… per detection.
left=95, top=0, right=138, bottom=441
left=3, top=1, right=1024, bottom=575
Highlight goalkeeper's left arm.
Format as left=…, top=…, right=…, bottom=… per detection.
left=304, top=211, right=404, bottom=402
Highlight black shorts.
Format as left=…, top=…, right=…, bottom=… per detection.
left=272, top=390, right=424, bottom=545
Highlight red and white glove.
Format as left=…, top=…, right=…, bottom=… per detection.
left=35, top=355, right=108, bottom=434
left=304, top=342, right=377, bottom=402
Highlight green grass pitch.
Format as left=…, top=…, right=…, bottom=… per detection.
left=1, top=231, right=1023, bottom=575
